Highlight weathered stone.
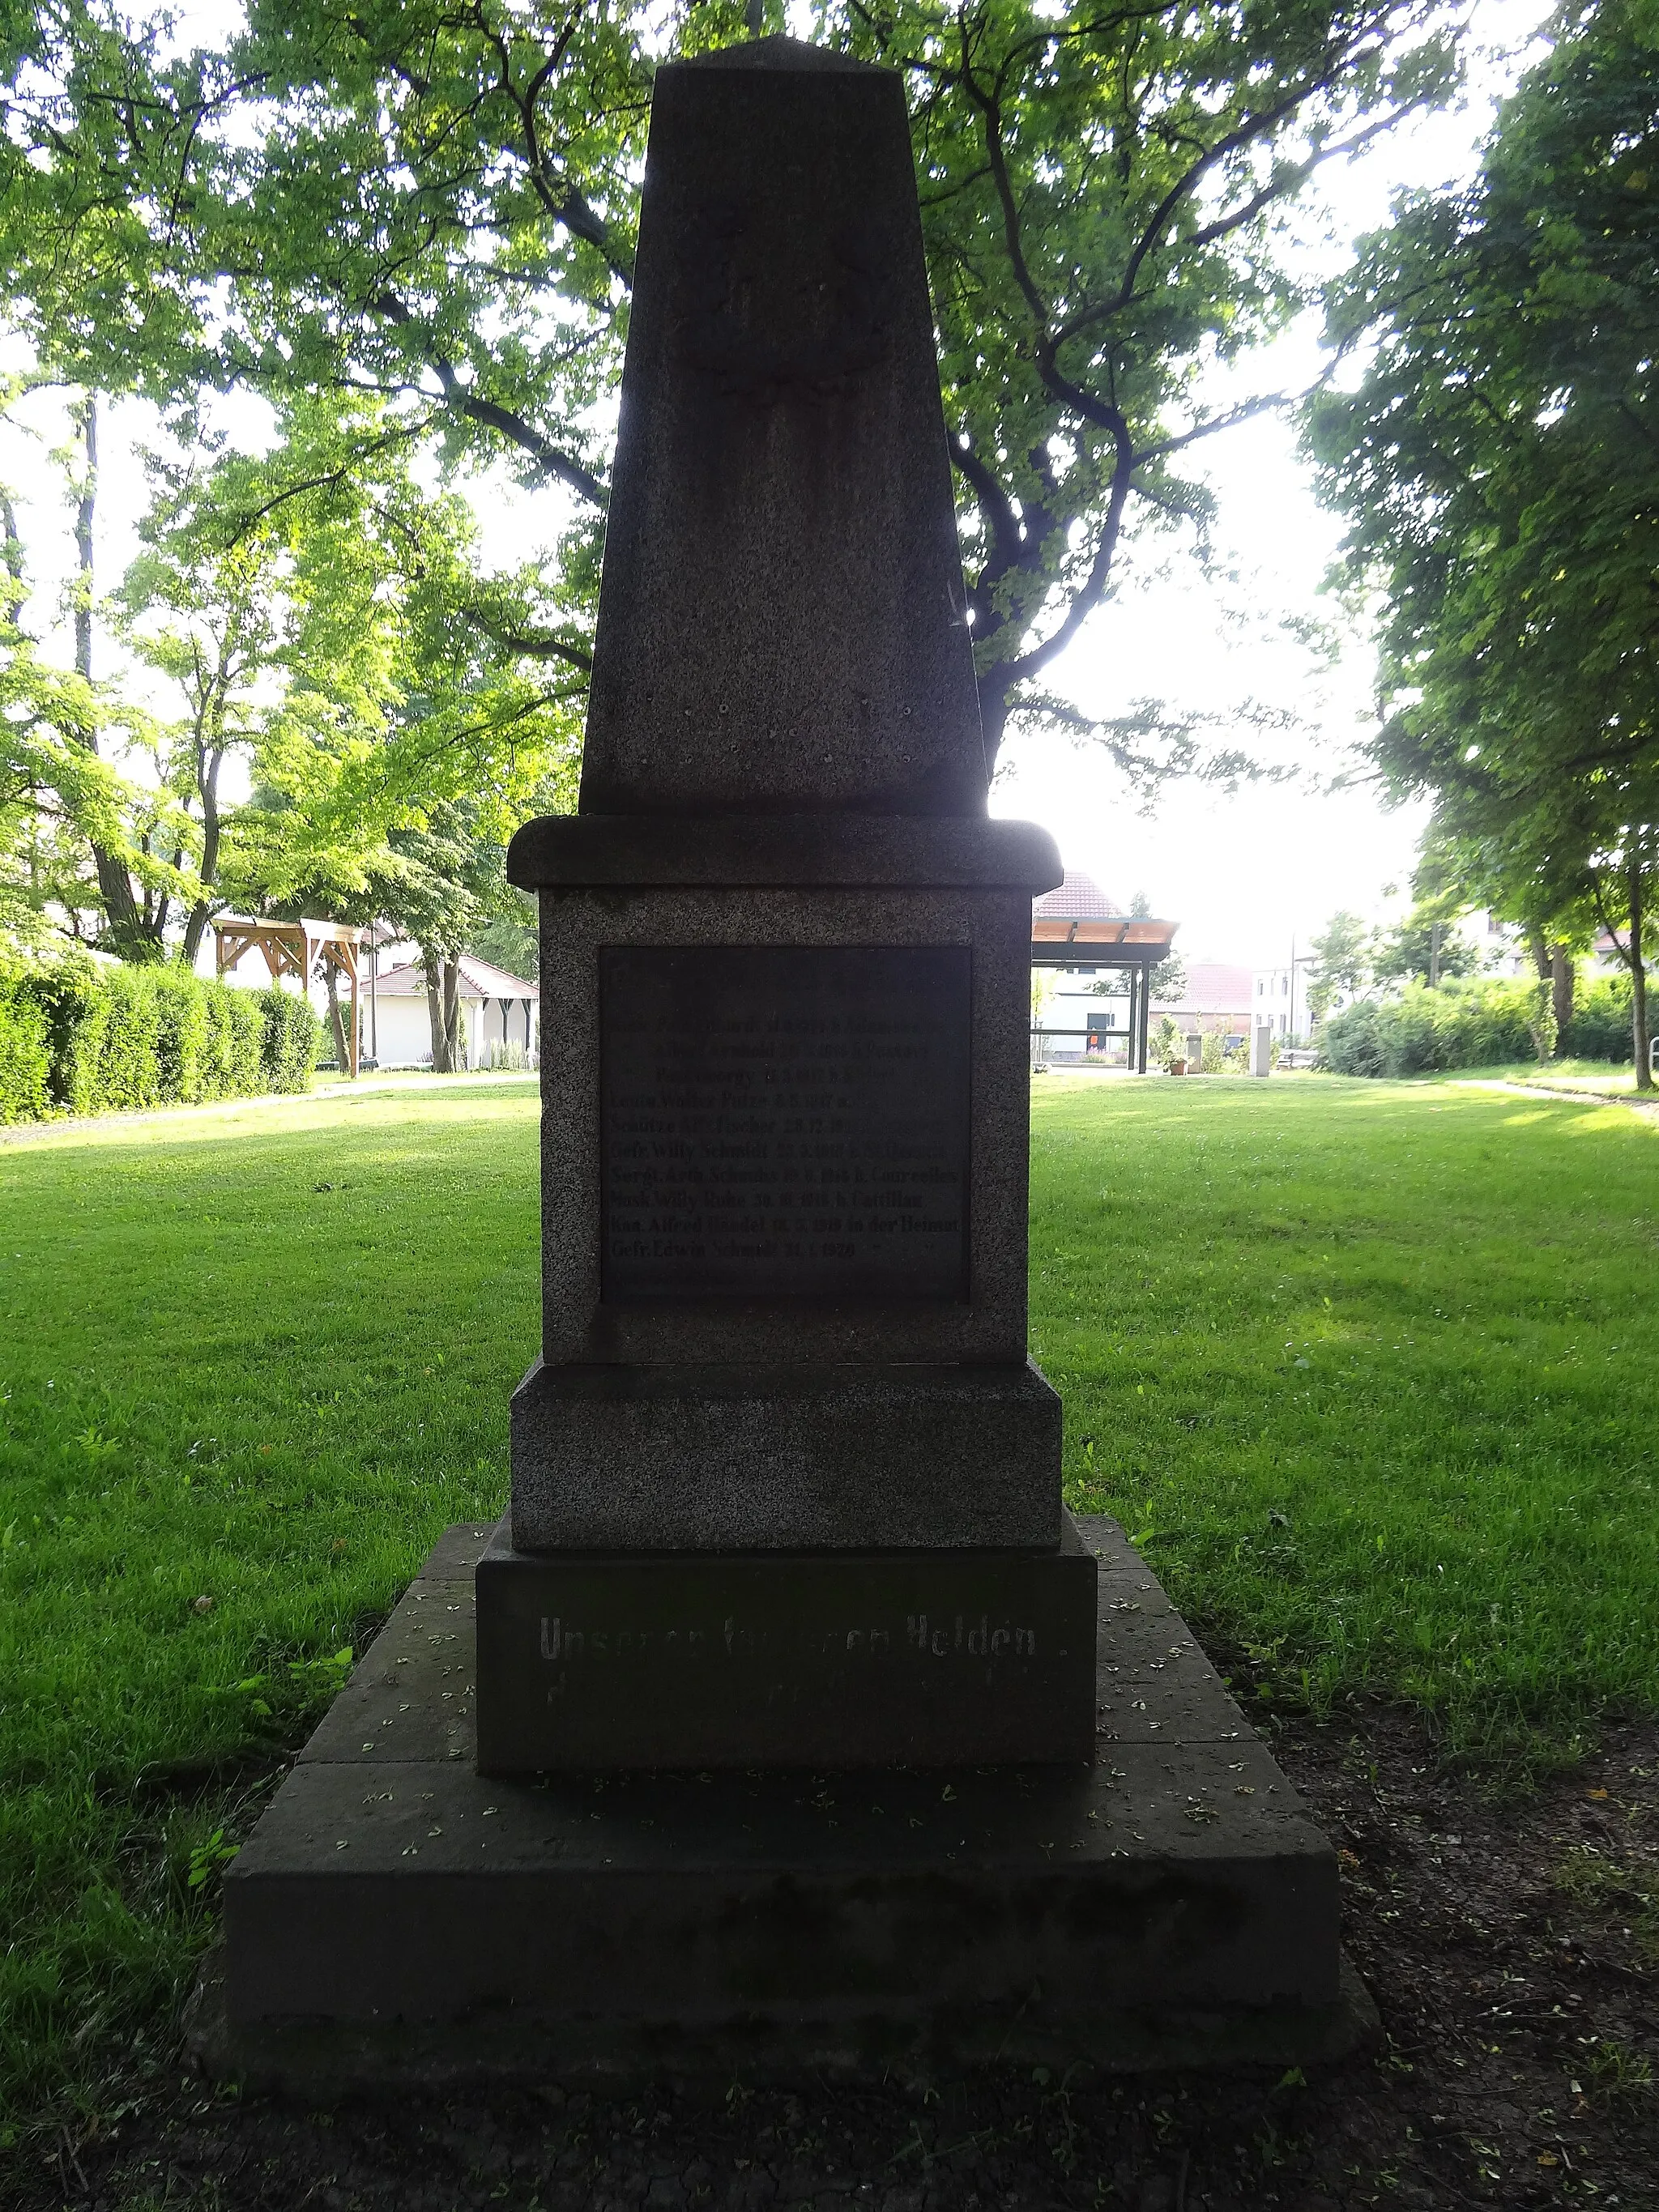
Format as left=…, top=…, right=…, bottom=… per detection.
left=505, top=812, right=1061, bottom=892
left=527, top=883, right=1038, bottom=1379
left=509, top=1358, right=1062, bottom=1554
left=475, top=1508, right=1094, bottom=1771
left=578, top=41, right=985, bottom=820
left=193, top=1516, right=1373, bottom=2088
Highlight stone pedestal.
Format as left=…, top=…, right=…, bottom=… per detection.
left=476, top=1513, right=1098, bottom=1771
left=190, top=1517, right=1374, bottom=2091
left=481, top=807, right=1074, bottom=1771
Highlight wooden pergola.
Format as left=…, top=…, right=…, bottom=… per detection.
left=213, top=917, right=364, bottom=1079
left=1031, top=893, right=1178, bottom=1076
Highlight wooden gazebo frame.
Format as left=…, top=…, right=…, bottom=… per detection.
left=1030, top=914, right=1179, bottom=1076
left=213, top=917, right=364, bottom=1079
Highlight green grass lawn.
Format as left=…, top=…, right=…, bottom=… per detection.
left=1039, top=1072, right=1659, bottom=1755
left=4, top=1072, right=1658, bottom=2122
left=1460, top=1057, right=1653, bottom=1099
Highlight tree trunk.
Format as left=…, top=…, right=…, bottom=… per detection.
left=1550, top=944, right=1574, bottom=1051
left=181, top=746, right=224, bottom=968
left=1631, top=852, right=1652, bottom=1093
left=69, top=395, right=151, bottom=957
left=322, top=961, right=352, bottom=1077
left=444, top=960, right=463, bottom=1070
left=422, top=948, right=453, bottom=1072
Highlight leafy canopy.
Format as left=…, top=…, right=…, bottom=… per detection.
left=1307, top=0, right=1659, bottom=1072
left=2, top=0, right=1458, bottom=782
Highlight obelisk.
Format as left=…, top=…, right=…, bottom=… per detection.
left=475, top=36, right=1097, bottom=1768
left=198, top=48, right=1355, bottom=2084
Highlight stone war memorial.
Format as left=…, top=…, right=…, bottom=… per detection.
left=192, top=38, right=1371, bottom=2086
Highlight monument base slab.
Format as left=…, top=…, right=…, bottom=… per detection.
left=476, top=1507, right=1095, bottom=1771
left=190, top=1518, right=1375, bottom=2089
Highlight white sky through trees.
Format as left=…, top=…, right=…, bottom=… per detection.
left=0, top=0, right=1554, bottom=968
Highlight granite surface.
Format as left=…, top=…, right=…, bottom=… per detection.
left=532, top=885, right=1034, bottom=1370
left=198, top=1515, right=1358, bottom=2086
left=506, top=813, right=1062, bottom=891
left=474, top=1507, right=1095, bottom=1770
left=508, top=1358, right=1062, bottom=1553
left=578, top=40, right=986, bottom=819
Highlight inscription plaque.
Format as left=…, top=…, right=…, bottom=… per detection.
left=600, top=945, right=970, bottom=1299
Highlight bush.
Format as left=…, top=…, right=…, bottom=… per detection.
left=0, top=977, right=51, bottom=1124
left=1320, top=972, right=1640, bottom=1077
left=93, top=965, right=166, bottom=1111
left=22, top=952, right=108, bottom=1115
left=201, top=983, right=266, bottom=1099
left=1563, top=975, right=1634, bottom=1062
left=258, top=986, right=321, bottom=1093
left=0, top=957, right=318, bottom=1122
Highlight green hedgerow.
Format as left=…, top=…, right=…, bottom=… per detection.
left=0, top=976, right=51, bottom=1124
left=258, top=985, right=321, bottom=1094
left=0, top=957, right=318, bottom=1122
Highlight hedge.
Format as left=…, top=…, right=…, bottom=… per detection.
left=0, top=956, right=321, bottom=1125
left=1562, top=975, right=1636, bottom=1061
left=1321, top=971, right=1637, bottom=1077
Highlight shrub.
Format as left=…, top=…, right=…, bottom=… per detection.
left=153, top=967, right=211, bottom=1102
left=1149, top=1014, right=1185, bottom=1070
left=1320, top=973, right=1637, bottom=1077
left=0, top=956, right=317, bottom=1119
left=482, top=1038, right=531, bottom=1071
left=1563, top=975, right=1634, bottom=1062
left=24, top=951, right=110, bottom=1114
left=0, top=977, right=51, bottom=1124
left=94, top=965, right=165, bottom=1110
left=1319, top=999, right=1388, bottom=1076
left=259, top=986, right=321, bottom=1093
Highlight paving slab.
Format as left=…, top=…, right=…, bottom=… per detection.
left=192, top=1517, right=1373, bottom=2088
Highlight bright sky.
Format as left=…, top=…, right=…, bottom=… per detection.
left=992, top=0, right=1555, bottom=969
left=0, top=0, right=1555, bottom=969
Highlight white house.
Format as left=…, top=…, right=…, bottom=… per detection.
left=366, top=956, right=539, bottom=1070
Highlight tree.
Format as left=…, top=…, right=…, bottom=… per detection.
left=469, top=898, right=539, bottom=986
left=1, top=0, right=1458, bottom=786
left=1308, top=0, right=1659, bottom=1083
left=0, top=386, right=186, bottom=957
left=0, top=377, right=578, bottom=965
left=1371, top=899, right=1478, bottom=990
left=1307, top=909, right=1371, bottom=1023
left=114, top=445, right=296, bottom=965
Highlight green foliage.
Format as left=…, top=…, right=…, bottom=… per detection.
left=1525, top=976, right=1557, bottom=1068
left=0, top=961, right=314, bottom=1121
left=1322, top=977, right=1558, bottom=1076
left=1306, top=910, right=1373, bottom=1023
left=1563, top=976, right=1634, bottom=1062
left=1149, top=1013, right=1185, bottom=1069
left=468, top=899, right=539, bottom=985
left=1309, top=0, right=1659, bottom=1067
left=0, top=0, right=1456, bottom=781
left=258, top=987, right=321, bottom=1096
left=0, top=975, right=49, bottom=1123
left=1372, top=903, right=1481, bottom=988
